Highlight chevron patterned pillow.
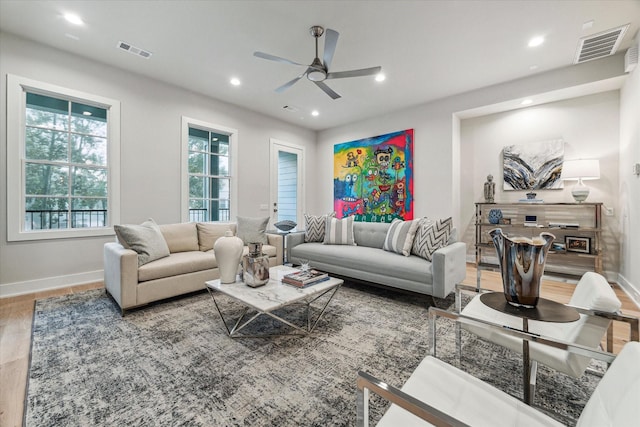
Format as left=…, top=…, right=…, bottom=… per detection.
left=411, top=217, right=453, bottom=261
left=304, top=212, right=335, bottom=242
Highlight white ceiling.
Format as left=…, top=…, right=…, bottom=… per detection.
left=1, top=0, right=638, bottom=131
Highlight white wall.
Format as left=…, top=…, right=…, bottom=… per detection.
left=0, top=32, right=316, bottom=294
left=318, top=54, right=627, bottom=223
left=461, top=91, right=621, bottom=275
left=619, top=36, right=640, bottom=301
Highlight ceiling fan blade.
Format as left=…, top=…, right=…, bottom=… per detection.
left=326, top=66, right=382, bottom=80
left=253, top=51, right=305, bottom=67
left=323, top=28, right=339, bottom=70
left=314, top=81, right=341, bottom=99
left=275, top=68, right=310, bottom=93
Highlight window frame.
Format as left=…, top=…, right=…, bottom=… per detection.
left=180, top=116, right=238, bottom=223
left=7, top=74, right=121, bottom=241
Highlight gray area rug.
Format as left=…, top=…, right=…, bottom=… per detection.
left=26, top=283, right=601, bottom=426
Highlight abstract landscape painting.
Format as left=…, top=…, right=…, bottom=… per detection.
left=503, top=139, right=564, bottom=190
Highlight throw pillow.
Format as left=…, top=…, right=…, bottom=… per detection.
left=196, top=222, right=237, bottom=251
left=304, top=212, right=335, bottom=242
left=383, top=219, right=420, bottom=256
left=158, top=222, right=199, bottom=253
left=323, top=215, right=356, bottom=245
left=411, top=217, right=453, bottom=261
left=114, top=218, right=170, bottom=266
left=236, top=216, right=269, bottom=245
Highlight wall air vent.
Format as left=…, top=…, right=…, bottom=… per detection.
left=574, top=24, right=629, bottom=64
left=117, top=41, right=152, bottom=59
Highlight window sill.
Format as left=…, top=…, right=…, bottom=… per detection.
left=8, top=227, right=115, bottom=242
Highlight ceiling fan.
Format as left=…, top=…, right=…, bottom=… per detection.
left=253, top=26, right=382, bottom=100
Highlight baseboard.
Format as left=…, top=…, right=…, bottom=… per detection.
left=0, top=270, right=103, bottom=298
left=616, top=273, right=640, bottom=309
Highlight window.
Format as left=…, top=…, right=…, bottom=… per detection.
left=181, top=117, right=237, bottom=223
left=7, top=75, right=120, bottom=241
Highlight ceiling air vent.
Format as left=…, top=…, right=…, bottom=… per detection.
left=574, top=24, right=629, bottom=64
left=117, top=41, right=152, bottom=59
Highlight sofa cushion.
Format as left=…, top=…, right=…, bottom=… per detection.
left=114, top=218, right=170, bottom=267
left=412, top=217, right=453, bottom=261
left=159, top=222, right=199, bottom=253
left=197, top=222, right=237, bottom=251
left=138, top=251, right=216, bottom=282
left=304, top=212, right=335, bottom=242
left=383, top=219, right=419, bottom=256
left=324, top=216, right=356, bottom=245
left=237, top=216, right=269, bottom=245
left=353, top=221, right=390, bottom=248
left=291, top=243, right=432, bottom=284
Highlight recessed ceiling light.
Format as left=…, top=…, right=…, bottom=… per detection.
left=82, top=111, right=92, bottom=116
left=63, top=13, right=84, bottom=26
left=528, top=36, right=545, bottom=47
left=529, top=65, right=539, bottom=70
left=582, top=20, right=595, bottom=30
left=311, top=110, right=319, bottom=117
left=521, top=99, right=533, bottom=105
left=375, top=73, right=386, bottom=82
left=230, top=77, right=241, bottom=86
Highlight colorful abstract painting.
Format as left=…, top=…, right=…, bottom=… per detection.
left=333, top=129, right=414, bottom=222
left=503, top=139, right=564, bottom=190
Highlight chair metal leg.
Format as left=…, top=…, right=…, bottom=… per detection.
left=529, top=360, right=538, bottom=403
left=356, top=385, right=370, bottom=427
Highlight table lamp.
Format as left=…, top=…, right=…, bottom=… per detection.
left=561, top=159, right=600, bottom=202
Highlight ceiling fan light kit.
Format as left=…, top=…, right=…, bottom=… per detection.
left=254, top=25, right=382, bottom=99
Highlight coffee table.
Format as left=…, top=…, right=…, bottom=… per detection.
left=205, top=265, right=343, bottom=338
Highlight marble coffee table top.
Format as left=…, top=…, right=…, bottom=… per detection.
left=205, top=265, right=343, bottom=312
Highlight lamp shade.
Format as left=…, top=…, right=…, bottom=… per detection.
left=561, top=159, right=600, bottom=181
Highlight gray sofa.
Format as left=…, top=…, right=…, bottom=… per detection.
left=287, top=221, right=466, bottom=298
left=104, top=221, right=283, bottom=313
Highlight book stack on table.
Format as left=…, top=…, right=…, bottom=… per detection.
left=281, top=269, right=329, bottom=288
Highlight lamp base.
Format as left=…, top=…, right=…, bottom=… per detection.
left=571, top=179, right=590, bottom=203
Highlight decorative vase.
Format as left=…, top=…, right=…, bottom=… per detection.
left=214, top=230, right=244, bottom=283
left=488, top=209, right=503, bottom=224
left=490, top=228, right=555, bottom=308
left=242, top=242, right=270, bottom=287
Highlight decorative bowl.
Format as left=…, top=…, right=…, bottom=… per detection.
left=274, top=220, right=297, bottom=232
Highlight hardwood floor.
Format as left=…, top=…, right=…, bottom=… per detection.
left=1, top=268, right=638, bottom=427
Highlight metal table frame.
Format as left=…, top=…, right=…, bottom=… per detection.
left=206, top=277, right=342, bottom=338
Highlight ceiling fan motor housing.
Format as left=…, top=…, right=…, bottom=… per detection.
left=307, top=57, right=327, bottom=81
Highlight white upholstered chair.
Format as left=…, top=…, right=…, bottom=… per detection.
left=460, top=272, right=623, bottom=376
left=432, top=272, right=639, bottom=400
left=356, top=341, right=640, bottom=427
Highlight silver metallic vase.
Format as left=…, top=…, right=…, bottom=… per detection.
left=242, top=242, right=270, bottom=287
left=490, top=228, right=555, bottom=308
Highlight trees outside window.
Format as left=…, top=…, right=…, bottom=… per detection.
left=24, top=93, right=108, bottom=230
left=7, top=75, right=120, bottom=241
left=187, top=127, right=230, bottom=222
left=180, top=117, right=237, bottom=224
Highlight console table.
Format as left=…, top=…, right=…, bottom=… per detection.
left=475, top=202, right=602, bottom=286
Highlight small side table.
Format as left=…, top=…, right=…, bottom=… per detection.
left=479, top=292, right=580, bottom=405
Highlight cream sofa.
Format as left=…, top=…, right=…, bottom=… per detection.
left=104, top=221, right=283, bottom=313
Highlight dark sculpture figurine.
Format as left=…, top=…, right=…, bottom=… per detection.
left=484, top=174, right=495, bottom=203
